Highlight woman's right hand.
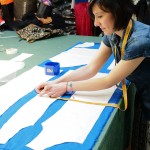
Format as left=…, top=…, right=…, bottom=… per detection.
left=35, top=81, right=55, bottom=94
left=35, top=81, right=67, bottom=98
left=35, top=82, right=47, bottom=94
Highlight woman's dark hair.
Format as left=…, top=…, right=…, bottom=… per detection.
left=88, top=0, right=135, bottom=30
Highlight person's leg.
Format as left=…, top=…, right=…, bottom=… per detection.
left=131, top=93, right=142, bottom=150
left=131, top=92, right=150, bottom=150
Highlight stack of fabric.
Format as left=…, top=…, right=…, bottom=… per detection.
left=52, top=0, right=76, bottom=34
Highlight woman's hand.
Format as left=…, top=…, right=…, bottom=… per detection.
left=36, top=82, right=67, bottom=98
left=35, top=81, right=55, bottom=94
left=35, top=81, right=47, bottom=94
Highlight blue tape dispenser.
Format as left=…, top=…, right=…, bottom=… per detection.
left=45, top=62, right=60, bottom=75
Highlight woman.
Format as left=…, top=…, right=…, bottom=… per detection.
left=36, top=0, right=150, bottom=149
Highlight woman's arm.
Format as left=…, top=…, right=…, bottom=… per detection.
left=70, top=57, right=145, bottom=91
left=36, top=56, right=144, bottom=97
left=36, top=42, right=112, bottom=95
left=37, top=42, right=145, bottom=98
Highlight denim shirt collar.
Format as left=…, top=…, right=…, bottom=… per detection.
left=110, top=28, right=127, bottom=47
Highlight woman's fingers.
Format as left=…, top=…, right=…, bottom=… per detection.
left=39, top=85, right=51, bottom=96
left=35, top=82, right=46, bottom=93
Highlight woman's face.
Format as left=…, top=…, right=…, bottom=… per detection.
left=92, top=4, right=115, bottom=35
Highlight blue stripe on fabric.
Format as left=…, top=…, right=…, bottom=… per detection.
left=73, top=42, right=100, bottom=49
left=0, top=90, right=37, bottom=129
left=1, top=100, right=68, bottom=150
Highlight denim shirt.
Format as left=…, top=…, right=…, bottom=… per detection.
left=103, top=20, right=150, bottom=120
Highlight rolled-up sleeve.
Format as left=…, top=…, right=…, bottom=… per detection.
left=123, top=36, right=150, bottom=60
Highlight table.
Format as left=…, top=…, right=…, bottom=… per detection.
left=0, top=31, right=136, bottom=150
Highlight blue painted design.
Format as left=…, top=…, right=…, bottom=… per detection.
left=0, top=42, right=127, bottom=150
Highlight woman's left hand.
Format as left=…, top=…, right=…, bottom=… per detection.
left=39, top=82, right=67, bottom=98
